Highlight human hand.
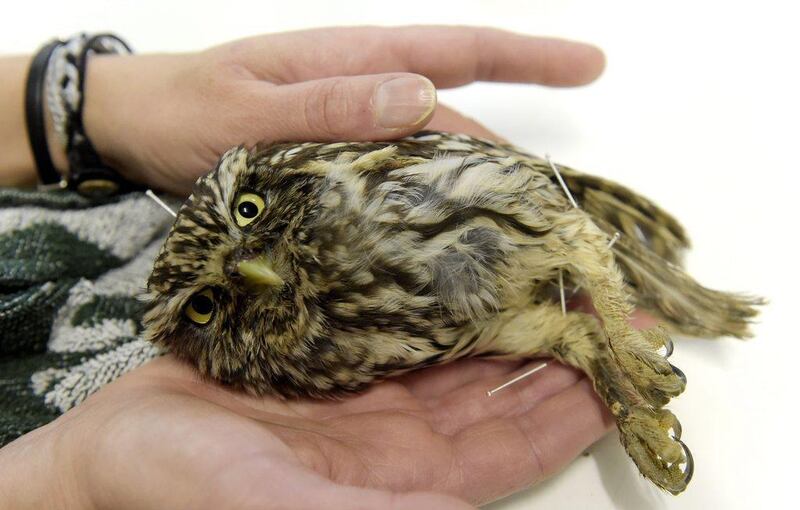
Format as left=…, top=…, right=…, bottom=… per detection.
left=81, top=26, right=605, bottom=194
left=0, top=354, right=613, bottom=510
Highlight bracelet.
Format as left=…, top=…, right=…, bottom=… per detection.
left=43, top=33, right=134, bottom=197
left=25, top=39, right=65, bottom=186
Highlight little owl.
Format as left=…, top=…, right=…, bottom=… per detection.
left=143, top=131, right=761, bottom=494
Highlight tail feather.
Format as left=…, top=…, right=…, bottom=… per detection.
left=611, top=231, right=764, bottom=338
left=546, top=166, right=763, bottom=338
left=559, top=169, right=689, bottom=265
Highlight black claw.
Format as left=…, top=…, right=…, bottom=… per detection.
left=670, top=363, right=687, bottom=385
left=678, top=439, right=694, bottom=485
left=662, top=337, right=674, bottom=358
left=663, top=440, right=694, bottom=495
left=670, top=420, right=682, bottom=440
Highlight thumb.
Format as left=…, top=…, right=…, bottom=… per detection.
left=263, top=73, right=437, bottom=141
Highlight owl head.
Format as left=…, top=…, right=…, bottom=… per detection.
left=143, top=146, right=327, bottom=393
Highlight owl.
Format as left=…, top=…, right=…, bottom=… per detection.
left=143, top=131, right=761, bottom=494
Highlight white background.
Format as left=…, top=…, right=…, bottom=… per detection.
left=2, top=1, right=797, bottom=508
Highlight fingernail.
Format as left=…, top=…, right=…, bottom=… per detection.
left=374, top=76, right=436, bottom=129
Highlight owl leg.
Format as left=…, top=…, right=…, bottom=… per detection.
left=548, top=210, right=685, bottom=409
left=472, top=303, right=692, bottom=494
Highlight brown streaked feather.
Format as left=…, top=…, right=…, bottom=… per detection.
left=143, top=130, right=761, bottom=494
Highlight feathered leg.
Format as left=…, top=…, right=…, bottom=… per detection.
left=469, top=302, right=693, bottom=494
left=542, top=209, right=687, bottom=405
left=462, top=206, right=693, bottom=492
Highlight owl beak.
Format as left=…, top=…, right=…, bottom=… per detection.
left=236, top=256, right=284, bottom=289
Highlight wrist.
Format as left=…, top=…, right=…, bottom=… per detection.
left=82, top=54, right=132, bottom=182
left=0, top=56, right=39, bottom=186
left=82, top=52, right=195, bottom=190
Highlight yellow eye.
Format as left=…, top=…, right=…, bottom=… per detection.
left=233, top=192, right=266, bottom=227
left=185, top=288, right=215, bottom=325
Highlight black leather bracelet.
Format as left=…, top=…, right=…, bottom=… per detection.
left=25, top=39, right=65, bottom=186
left=65, top=33, right=136, bottom=197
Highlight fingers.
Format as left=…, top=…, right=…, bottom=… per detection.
left=249, top=81, right=504, bottom=145
left=425, top=361, right=584, bottom=435
left=220, top=26, right=603, bottom=148
left=260, top=72, right=436, bottom=141
left=447, top=379, right=614, bottom=505
left=238, top=26, right=605, bottom=88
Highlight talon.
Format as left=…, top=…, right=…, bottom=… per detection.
left=678, top=440, right=694, bottom=484
left=660, top=337, right=674, bottom=358
left=659, top=409, right=682, bottom=440
left=665, top=439, right=695, bottom=495
left=669, top=420, right=682, bottom=440
left=670, top=363, right=687, bottom=385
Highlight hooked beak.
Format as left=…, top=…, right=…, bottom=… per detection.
left=236, top=256, right=284, bottom=289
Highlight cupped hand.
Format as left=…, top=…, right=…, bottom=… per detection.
left=82, top=26, right=605, bottom=194
left=0, top=27, right=614, bottom=508
left=0, top=354, right=612, bottom=510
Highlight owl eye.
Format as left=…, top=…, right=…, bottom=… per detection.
left=185, top=288, right=215, bottom=325
left=233, top=192, right=266, bottom=227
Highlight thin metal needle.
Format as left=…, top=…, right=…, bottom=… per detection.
left=546, top=154, right=579, bottom=209
left=558, top=269, right=567, bottom=316
left=546, top=154, right=579, bottom=317
left=486, top=362, right=549, bottom=396
left=145, top=189, right=177, bottom=217
left=607, top=231, right=621, bottom=249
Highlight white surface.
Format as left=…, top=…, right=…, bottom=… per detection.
left=2, top=1, right=797, bottom=508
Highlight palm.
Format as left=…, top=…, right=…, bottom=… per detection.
left=70, top=355, right=611, bottom=509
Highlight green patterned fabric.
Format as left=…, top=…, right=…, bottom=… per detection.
left=0, top=188, right=178, bottom=446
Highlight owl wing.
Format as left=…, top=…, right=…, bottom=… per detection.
left=406, top=131, right=689, bottom=263
left=399, top=132, right=760, bottom=338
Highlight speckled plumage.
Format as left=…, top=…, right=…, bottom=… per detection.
left=143, top=131, right=761, bottom=494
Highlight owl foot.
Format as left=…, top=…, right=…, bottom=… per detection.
left=612, top=327, right=686, bottom=409
left=480, top=305, right=693, bottom=493
left=616, top=406, right=694, bottom=495
left=596, top=326, right=692, bottom=493
left=589, top=325, right=691, bottom=493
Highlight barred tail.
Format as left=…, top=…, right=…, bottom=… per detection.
left=611, top=233, right=763, bottom=338
left=554, top=168, right=763, bottom=338
left=559, top=170, right=689, bottom=265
